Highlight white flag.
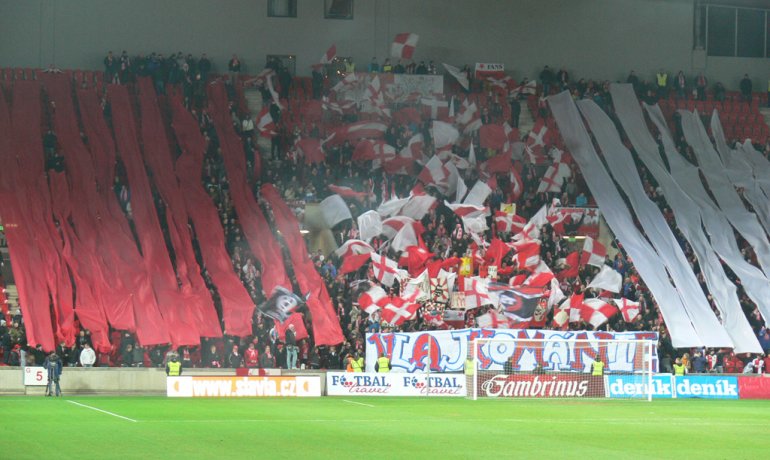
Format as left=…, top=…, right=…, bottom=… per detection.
left=586, top=265, right=623, bottom=293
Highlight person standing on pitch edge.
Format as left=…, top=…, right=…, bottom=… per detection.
left=44, top=352, right=63, bottom=397
left=166, top=354, right=182, bottom=377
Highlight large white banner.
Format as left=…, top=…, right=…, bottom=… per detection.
left=366, top=329, right=658, bottom=373
left=326, top=372, right=466, bottom=397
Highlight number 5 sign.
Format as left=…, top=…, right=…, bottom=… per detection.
left=23, top=366, right=49, bottom=386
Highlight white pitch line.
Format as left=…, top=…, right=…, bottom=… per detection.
left=67, top=400, right=137, bottom=422
left=342, top=399, right=375, bottom=408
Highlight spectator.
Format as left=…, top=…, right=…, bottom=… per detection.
left=259, top=345, right=276, bottom=368
left=740, top=74, right=752, bottom=103
left=692, top=351, right=707, bottom=373
left=673, top=71, right=686, bottom=100
left=695, top=72, right=707, bottom=101
left=368, top=57, right=379, bottom=73
left=227, top=345, right=244, bottom=368
left=245, top=342, right=259, bottom=368
left=285, top=324, right=298, bottom=369
left=714, top=81, right=726, bottom=102
left=228, top=54, right=241, bottom=81
left=198, top=53, right=211, bottom=82
left=655, top=69, right=668, bottom=100
left=540, top=65, right=555, bottom=96
left=79, top=343, right=96, bottom=367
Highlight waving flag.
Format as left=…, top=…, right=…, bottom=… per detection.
left=335, top=239, right=374, bottom=259
left=391, top=33, right=419, bottom=59
left=370, top=253, right=399, bottom=287
left=381, top=294, right=421, bottom=326
left=329, top=184, right=367, bottom=201
left=296, top=138, right=325, bottom=164
left=421, top=97, right=449, bottom=120
left=492, top=285, right=544, bottom=323
left=358, top=285, right=388, bottom=314
left=479, top=124, right=509, bottom=150
left=320, top=44, right=337, bottom=65
left=442, top=63, right=469, bottom=90
left=463, top=276, right=492, bottom=309
left=456, top=99, right=482, bottom=134
left=613, top=297, right=641, bottom=323
left=537, top=161, right=571, bottom=193
left=357, top=210, right=382, bottom=242
left=586, top=265, right=623, bottom=293
left=495, top=211, right=526, bottom=234
left=581, top=236, right=607, bottom=267
left=580, top=298, right=618, bottom=328
left=256, top=106, right=276, bottom=137
left=320, top=194, right=352, bottom=228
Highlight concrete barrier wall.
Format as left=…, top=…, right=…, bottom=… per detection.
left=0, top=367, right=327, bottom=395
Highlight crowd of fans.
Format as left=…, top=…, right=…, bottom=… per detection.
left=1, top=52, right=770, bottom=375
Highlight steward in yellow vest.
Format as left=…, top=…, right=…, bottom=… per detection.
left=591, top=359, right=605, bottom=376
left=464, top=358, right=475, bottom=376
left=166, top=356, right=182, bottom=376
left=673, top=357, right=686, bottom=376
left=375, top=353, right=390, bottom=373
left=350, top=354, right=364, bottom=372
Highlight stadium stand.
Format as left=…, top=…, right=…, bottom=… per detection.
left=0, top=48, right=769, bottom=375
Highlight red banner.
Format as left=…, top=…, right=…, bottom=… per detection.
left=737, top=376, right=770, bottom=399
left=477, top=374, right=605, bottom=398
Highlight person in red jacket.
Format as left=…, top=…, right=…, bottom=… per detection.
left=244, top=342, right=259, bottom=368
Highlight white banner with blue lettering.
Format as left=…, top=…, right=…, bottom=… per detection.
left=365, top=329, right=658, bottom=373
left=326, top=372, right=466, bottom=397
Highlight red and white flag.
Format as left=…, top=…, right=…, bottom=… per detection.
left=381, top=290, right=423, bottom=325
left=456, top=99, right=482, bottom=134
left=445, top=201, right=488, bottom=219
left=586, top=265, right=622, bottom=293
left=494, top=211, right=526, bottom=234
left=431, top=120, right=460, bottom=152
left=381, top=216, right=422, bottom=239
left=320, top=44, right=337, bottom=65
left=613, top=298, right=641, bottom=323
left=334, top=239, right=374, bottom=259
left=358, top=285, right=387, bottom=314
left=463, top=276, right=492, bottom=309
left=370, top=253, right=400, bottom=287
left=391, top=33, right=419, bottom=59
left=417, top=155, right=451, bottom=190
left=537, top=161, right=571, bottom=193
left=526, top=119, right=550, bottom=162
left=580, top=298, right=618, bottom=328
left=581, top=236, right=607, bottom=267
left=367, top=75, right=391, bottom=118
left=442, top=63, right=469, bottom=90
left=399, top=133, right=424, bottom=161
left=476, top=309, right=511, bottom=329
left=421, top=97, right=449, bottom=120
left=510, top=240, right=541, bottom=269
left=256, top=106, right=276, bottom=137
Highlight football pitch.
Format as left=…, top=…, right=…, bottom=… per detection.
left=2, top=396, right=768, bottom=459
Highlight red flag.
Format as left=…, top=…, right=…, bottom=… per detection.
left=580, top=298, right=618, bottom=328
left=558, top=251, right=580, bottom=279
left=339, top=253, right=371, bottom=276
left=581, top=236, right=607, bottom=267
left=479, top=124, right=508, bottom=150
left=275, top=313, right=309, bottom=341
left=296, top=138, right=325, bottom=164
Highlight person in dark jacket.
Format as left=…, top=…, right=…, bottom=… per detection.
left=227, top=345, right=244, bottom=368
left=740, top=74, right=753, bottom=102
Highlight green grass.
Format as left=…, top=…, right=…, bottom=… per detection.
left=1, top=396, right=769, bottom=459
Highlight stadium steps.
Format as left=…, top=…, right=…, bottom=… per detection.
left=244, top=88, right=272, bottom=153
